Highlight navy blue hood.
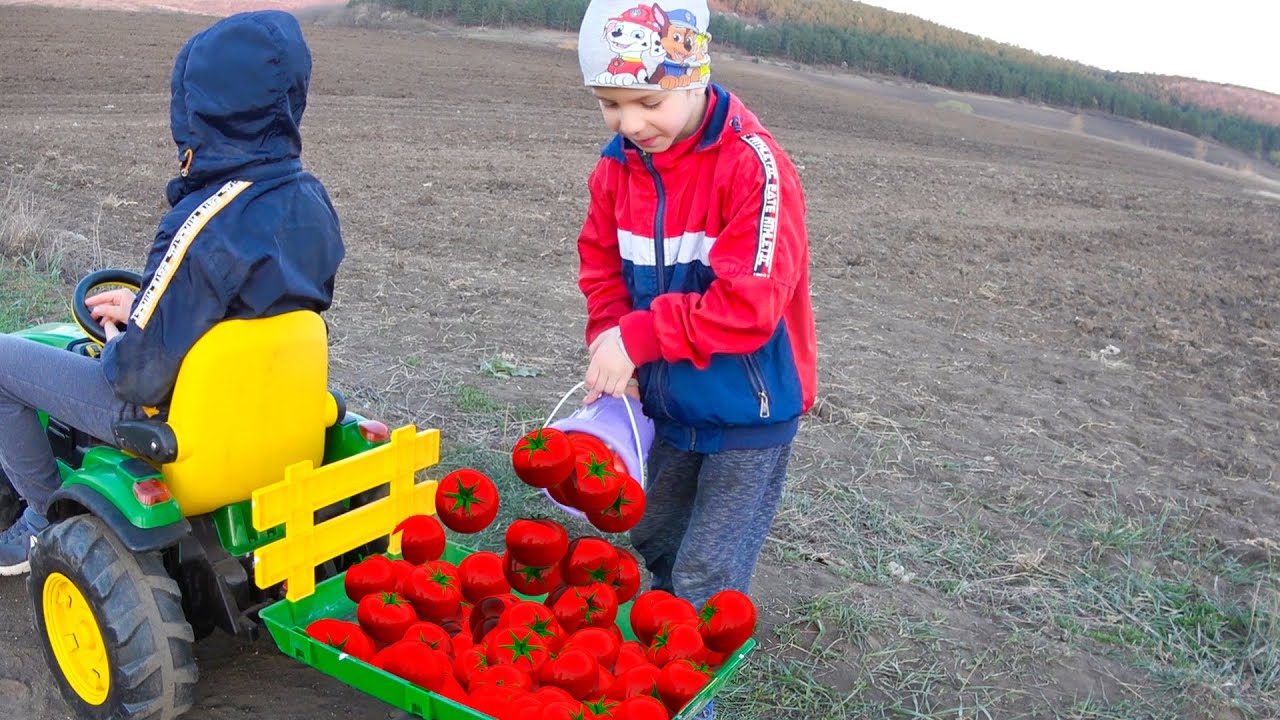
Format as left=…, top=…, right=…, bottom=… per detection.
left=166, top=10, right=311, bottom=206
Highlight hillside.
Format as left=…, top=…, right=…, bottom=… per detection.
left=1141, top=75, right=1280, bottom=127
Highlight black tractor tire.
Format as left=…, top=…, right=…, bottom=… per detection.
left=29, top=514, right=198, bottom=720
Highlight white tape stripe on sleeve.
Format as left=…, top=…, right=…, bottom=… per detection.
left=131, top=179, right=253, bottom=330
left=740, top=134, right=781, bottom=278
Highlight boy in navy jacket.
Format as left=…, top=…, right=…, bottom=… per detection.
left=0, top=10, right=343, bottom=573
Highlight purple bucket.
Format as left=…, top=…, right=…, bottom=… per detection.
left=545, top=394, right=654, bottom=519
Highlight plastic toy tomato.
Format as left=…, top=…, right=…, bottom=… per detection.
left=454, top=645, right=490, bottom=690
left=500, top=601, right=565, bottom=652
left=696, top=589, right=757, bottom=653
left=608, top=549, right=641, bottom=604
left=566, top=432, right=629, bottom=477
left=563, top=625, right=620, bottom=669
left=504, top=551, right=563, bottom=596
left=552, top=582, right=618, bottom=633
left=469, top=663, right=535, bottom=696
left=512, top=428, right=576, bottom=488
left=356, top=591, right=418, bottom=644
left=645, top=623, right=705, bottom=667
left=543, top=647, right=600, bottom=700
left=586, top=477, right=646, bottom=534
left=560, top=537, right=620, bottom=586
left=435, top=468, right=500, bottom=533
left=486, top=625, right=551, bottom=672
left=582, top=696, right=620, bottom=719
left=628, top=590, right=675, bottom=645
left=400, top=564, right=463, bottom=620
left=611, top=640, right=652, bottom=677
left=614, top=694, right=670, bottom=720
left=655, top=659, right=712, bottom=714
left=607, top=663, right=662, bottom=702
left=403, top=620, right=454, bottom=656
left=304, top=618, right=377, bottom=663
left=458, top=550, right=512, bottom=604
left=571, top=452, right=623, bottom=513
left=343, top=554, right=398, bottom=603
left=506, top=518, right=570, bottom=568
left=394, top=514, right=446, bottom=564
left=374, top=640, right=452, bottom=692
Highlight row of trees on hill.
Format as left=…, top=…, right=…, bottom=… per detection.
left=353, top=0, right=1280, bottom=164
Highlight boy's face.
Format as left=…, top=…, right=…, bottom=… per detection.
left=592, top=86, right=706, bottom=154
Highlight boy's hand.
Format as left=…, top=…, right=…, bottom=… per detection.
left=584, top=327, right=637, bottom=403
left=86, top=288, right=136, bottom=327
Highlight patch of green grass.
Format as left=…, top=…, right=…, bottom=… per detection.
left=0, top=257, right=68, bottom=332
left=935, top=99, right=974, bottom=114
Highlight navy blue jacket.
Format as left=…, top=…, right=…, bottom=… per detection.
left=101, top=11, right=344, bottom=407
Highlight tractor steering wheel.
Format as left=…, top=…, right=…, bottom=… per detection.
left=73, top=269, right=144, bottom=345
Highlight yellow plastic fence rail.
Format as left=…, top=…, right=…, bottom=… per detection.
left=252, top=425, right=441, bottom=602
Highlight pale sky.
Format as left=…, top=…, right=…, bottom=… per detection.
left=863, top=1, right=1280, bottom=96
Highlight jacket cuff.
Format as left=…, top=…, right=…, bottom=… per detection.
left=619, top=311, right=661, bottom=365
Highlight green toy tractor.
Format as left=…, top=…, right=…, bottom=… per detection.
left=8, top=269, right=393, bottom=720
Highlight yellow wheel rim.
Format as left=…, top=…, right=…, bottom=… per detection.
left=43, top=572, right=110, bottom=705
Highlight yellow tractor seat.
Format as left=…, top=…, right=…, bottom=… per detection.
left=114, top=311, right=340, bottom=517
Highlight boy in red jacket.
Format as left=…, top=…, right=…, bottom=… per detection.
left=576, top=0, right=819, bottom=630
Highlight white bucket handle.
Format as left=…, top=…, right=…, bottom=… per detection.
left=544, top=381, right=646, bottom=487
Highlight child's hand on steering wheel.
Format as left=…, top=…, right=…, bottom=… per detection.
left=86, top=288, right=136, bottom=340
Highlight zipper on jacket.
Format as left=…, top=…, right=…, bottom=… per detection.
left=640, top=151, right=667, bottom=294
left=742, top=355, right=772, bottom=419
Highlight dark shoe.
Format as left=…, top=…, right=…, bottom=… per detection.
left=0, top=480, right=25, bottom=531
left=0, top=514, right=38, bottom=576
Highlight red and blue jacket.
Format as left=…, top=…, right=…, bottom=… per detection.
left=578, top=85, right=818, bottom=452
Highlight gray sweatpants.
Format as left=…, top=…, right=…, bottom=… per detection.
left=0, top=333, right=141, bottom=525
left=630, top=438, right=793, bottom=609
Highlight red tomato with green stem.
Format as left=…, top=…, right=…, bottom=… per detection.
left=454, top=645, right=490, bottom=690
left=582, top=695, right=620, bottom=719
left=545, top=474, right=582, bottom=511
left=401, top=565, right=463, bottom=620
left=543, top=648, right=601, bottom=700
left=612, top=641, right=651, bottom=676
left=628, top=591, right=676, bottom=645
left=586, top=477, right=646, bottom=534
left=560, top=537, right=620, bottom=586
left=608, top=549, right=641, bottom=604
left=343, top=554, right=398, bottom=603
left=566, top=433, right=629, bottom=477
left=500, top=601, right=565, bottom=652
left=607, top=663, right=662, bottom=701
left=506, top=518, right=570, bottom=568
left=564, top=626, right=621, bottom=670
left=305, top=619, right=377, bottom=663
left=512, top=428, right=577, bottom=488
left=487, top=625, right=551, bottom=672
left=356, top=591, right=418, bottom=644
left=469, top=663, right=535, bottom=696
left=504, top=551, right=563, bottom=596
left=655, top=659, right=712, bottom=714
left=458, top=550, right=512, bottom=604
left=375, top=641, right=452, bottom=692
left=572, top=452, right=624, bottom=513
left=614, top=694, right=670, bottom=720
left=435, top=468, right=500, bottom=533
left=696, top=589, right=758, bottom=654
left=402, top=621, right=454, bottom=656
left=645, top=623, right=706, bottom=667
left=393, top=514, right=446, bottom=564
left=552, top=582, right=619, bottom=633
